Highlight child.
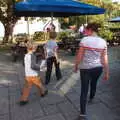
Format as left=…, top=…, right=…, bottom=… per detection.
left=19, top=43, right=48, bottom=106
left=44, top=31, right=62, bottom=85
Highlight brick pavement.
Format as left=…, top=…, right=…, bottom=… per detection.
left=0, top=47, right=120, bottom=120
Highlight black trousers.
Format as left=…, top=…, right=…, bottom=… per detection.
left=45, top=56, right=62, bottom=84
left=80, top=67, right=103, bottom=114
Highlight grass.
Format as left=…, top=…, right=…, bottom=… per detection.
left=0, top=44, right=11, bottom=52
left=34, top=40, right=47, bottom=44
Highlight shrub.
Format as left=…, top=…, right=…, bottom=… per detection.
left=33, top=31, right=46, bottom=41
left=57, top=31, right=73, bottom=41
left=98, top=27, right=114, bottom=41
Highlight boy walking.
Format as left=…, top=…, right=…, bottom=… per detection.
left=19, top=43, right=48, bottom=106
left=44, top=32, right=62, bottom=85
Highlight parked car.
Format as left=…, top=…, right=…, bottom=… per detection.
left=11, top=41, right=27, bottom=63
left=58, top=36, right=82, bottom=55
left=13, top=33, right=28, bottom=42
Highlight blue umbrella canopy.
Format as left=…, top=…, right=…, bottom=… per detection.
left=14, top=0, right=105, bottom=17
left=109, top=17, right=120, bottom=22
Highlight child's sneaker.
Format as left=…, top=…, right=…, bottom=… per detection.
left=19, top=101, right=29, bottom=106
left=41, top=90, right=48, bottom=97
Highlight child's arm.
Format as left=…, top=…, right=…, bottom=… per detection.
left=31, top=53, right=40, bottom=71
left=54, top=43, right=59, bottom=62
left=54, top=50, right=59, bottom=61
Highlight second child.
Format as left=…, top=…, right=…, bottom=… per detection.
left=19, top=43, right=48, bottom=106
left=44, top=31, right=62, bottom=85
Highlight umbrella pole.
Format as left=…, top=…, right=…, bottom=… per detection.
left=51, top=12, right=53, bottom=23
left=85, top=15, right=87, bottom=24
left=26, top=17, right=30, bottom=35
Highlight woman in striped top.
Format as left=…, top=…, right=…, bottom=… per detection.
left=74, top=22, right=109, bottom=119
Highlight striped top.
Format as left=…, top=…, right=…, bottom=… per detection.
left=79, top=36, right=107, bottom=69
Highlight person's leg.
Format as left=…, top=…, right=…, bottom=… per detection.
left=19, top=77, right=32, bottom=105
left=54, top=57, right=62, bottom=80
left=32, top=76, right=48, bottom=97
left=80, top=69, right=91, bottom=115
left=89, top=67, right=103, bottom=100
left=45, top=57, right=53, bottom=84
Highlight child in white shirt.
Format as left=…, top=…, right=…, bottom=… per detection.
left=19, top=43, right=48, bottom=106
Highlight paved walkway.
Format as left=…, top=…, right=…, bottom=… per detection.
left=0, top=47, right=120, bottom=120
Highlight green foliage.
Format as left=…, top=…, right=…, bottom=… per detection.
left=0, top=0, right=19, bottom=43
left=98, top=27, right=114, bottom=41
left=57, top=31, right=72, bottom=40
left=0, top=44, right=11, bottom=52
left=59, top=16, right=87, bottom=30
left=15, top=0, right=23, bottom=2
left=33, top=31, right=46, bottom=41
left=88, top=15, right=105, bottom=25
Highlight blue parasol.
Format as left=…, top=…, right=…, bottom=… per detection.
left=109, top=17, right=120, bottom=22
left=14, top=0, right=105, bottom=17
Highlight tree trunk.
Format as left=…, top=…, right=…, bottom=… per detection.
left=2, top=23, right=14, bottom=44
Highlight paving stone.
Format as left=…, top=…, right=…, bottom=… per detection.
left=71, top=93, right=102, bottom=113
left=97, top=82, right=114, bottom=93
left=0, top=48, right=120, bottom=120
left=0, top=96, right=9, bottom=115
left=0, top=87, right=8, bottom=97
left=57, top=101, right=78, bottom=120
left=16, top=65, right=25, bottom=88
left=10, top=101, right=44, bottom=120
left=41, top=104, right=60, bottom=116
left=111, top=88, right=120, bottom=101
left=9, top=86, right=21, bottom=94
left=0, top=115, right=9, bottom=120
left=34, top=113, right=65, bottom=120
left=98, top=92, right=120, bottom=108
left=0, top=73, right=19, bottom=89
left=73, top=86, right=81, bottom=95
left=65, top=91, right=80, bottom=102
left=7, top=74, right=20, bottom=87
left=112, top=107, right=120, bottom=119
left=0, top=76, right=9, bottom=87
left=9, top=90, right=21, bottom=105
left=40, top=91, right=67, bottom=105
left=87, top=103, right=119, bottom=120
left=73, top=100, right=81, bottom=111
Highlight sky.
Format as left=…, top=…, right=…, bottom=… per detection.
left=112, top=0, right=120, bottom=2
left=0, top=22, right=4, bottom=37
left=0, top=18, right=60, bottom=39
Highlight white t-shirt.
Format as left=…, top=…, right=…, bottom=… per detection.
left=79, top=36, right=107, bottom=69
left=24, top=53, right=38, bottom=76
left=79, top=25, right=84, bottom=33
left=44, top=40, right=58, bottom=58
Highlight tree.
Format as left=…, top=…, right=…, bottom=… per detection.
left=59, top=0, right=120, bottom=30
left=0, top=0, right=20, bottom=44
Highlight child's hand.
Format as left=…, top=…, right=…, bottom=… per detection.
left=74, top=65, right=78, bottom=73
left=40, top=60, right=46, bottom=71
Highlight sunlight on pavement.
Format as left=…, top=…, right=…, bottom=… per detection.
left=59, top=72, right=79, bottom=94
left=0, top=79, right=12, bottom=84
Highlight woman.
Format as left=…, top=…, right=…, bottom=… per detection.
left=44, top=31, right=62, bottom=85
left=74, top=23, right=109, bottom=119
